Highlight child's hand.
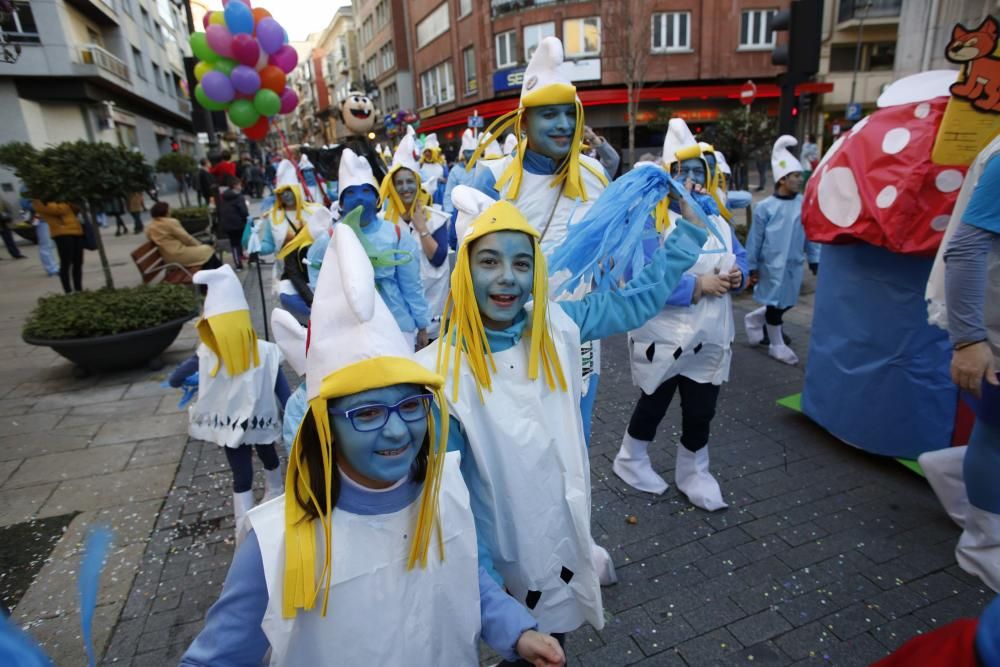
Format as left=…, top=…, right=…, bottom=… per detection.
left=697, top=273, right=730, bottom=298
left=516, top=630, right=566, bottom=667
left=728, top=267, right=743, bottom=289
left=747, top=270, right=759, bottom=288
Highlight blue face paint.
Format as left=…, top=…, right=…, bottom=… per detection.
left=469, top=231, right=534, bottom=330
left=524, top=104, right=576, bottom=161
left=329, top=383, right=427, bottom=487
left=392, top=168, right=419, bottom=207
left=676, top=158, right=707, bottom=187
left=703, top=153, right=717, bottom=181
left=462, top=150, right=474, bottom=162
left=340, top=185, right=379, bottom=226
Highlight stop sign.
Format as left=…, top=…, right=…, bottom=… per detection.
left=740, top=80, right=757, bottom=106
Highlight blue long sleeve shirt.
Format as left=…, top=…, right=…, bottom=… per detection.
left=180, top=468, right=537, bottom=665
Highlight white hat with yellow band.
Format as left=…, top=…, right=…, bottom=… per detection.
left=193, top=265, right=259, bottom=377
left=379, top=125, right=429, bottom=224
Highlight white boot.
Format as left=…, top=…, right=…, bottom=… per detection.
left=956, top=505, right=1000, bottom=593
left=918, top=446, right=969, bottom=528
left=263, top=466, right=284, bottom=501
left=766, top=324, right=799, bottom=365
left=591, top=541, right=618, bottom=586
left=233, top=490, right=255, bottom=547
left=612, top=433, right=668, bottom=494
left=675, top=444, right=728, bottom=511
left=744, top=307, right=766, bottom=345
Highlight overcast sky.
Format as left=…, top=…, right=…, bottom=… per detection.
left=203, top=0, right=350, bottom=42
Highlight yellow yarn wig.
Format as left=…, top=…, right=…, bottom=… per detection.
left=379, top=165, right=431, bottom=225
left=437, top=200, right=566, bottom=403
left=698, top=143, right=732, bottom=221
left=196, top=310, right=260, bottom=377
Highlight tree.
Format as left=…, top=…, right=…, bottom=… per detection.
left=155, top=152, right=197, bottom=207
left=604, top=0, right=651, bottom=167
left=0, top=140, right=154, bottom=290
left=702, top=108, right=778, bottom=171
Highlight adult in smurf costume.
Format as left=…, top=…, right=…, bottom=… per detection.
left=744, top=135, right=821, bottom=365
left=444, top=128, right=480, bottom=214
left=419, top=132, right=448, bottom=205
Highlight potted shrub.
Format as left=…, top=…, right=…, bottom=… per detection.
left=22, top=284, right=199, bottom=374
left=172, top=205, right=212, bottom=236
left=155, top=152, right=198, bottom=208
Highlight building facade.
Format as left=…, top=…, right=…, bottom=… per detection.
left=316, top=6, right=362, bottom=143
left=894, top=0, right=998, bottom=78
left=0, top=0, right=196, bottom=196
left=352, top=0, right=416, bottom=121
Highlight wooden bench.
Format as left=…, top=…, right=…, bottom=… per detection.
left=131, top=240, right=194, bottom=285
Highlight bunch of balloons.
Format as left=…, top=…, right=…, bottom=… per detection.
left=190, top=0, right=300, bottom=141
left=383, top=109, right=419, bottom=138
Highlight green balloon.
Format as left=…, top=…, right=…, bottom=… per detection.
left=228, top=99, right=260, bottom=128
left=253, top=89, right=281, bottom=117
left=214, top=58, right=237, bottom=77
left=195, top=84, right=229, bottom=111
left=190, top=32, right=218, bottom=64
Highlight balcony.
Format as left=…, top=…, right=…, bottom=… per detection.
left=64, top=0, right=119, bottom=25
left=78, top=44, right=130, bottom=83
left=176, top=98, right=191, bottom=115
left=837, top=0, right=901, bottom=25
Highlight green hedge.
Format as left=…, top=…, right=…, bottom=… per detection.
left=24, top=284, right=199, bottom=340
left=172, top=206, right=210, bottom=221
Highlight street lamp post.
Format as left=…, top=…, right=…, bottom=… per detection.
left=848, top=0, right=873, bottom=120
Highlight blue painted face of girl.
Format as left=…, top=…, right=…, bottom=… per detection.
left=676, top=158, right=707, bottom=187
left=329, top=383, right=428, bottom=488
left=469, top=231, right=535, bottom=330
left=392, top=168, right=419, bottom=208
left=524, top=104, right=576, bottom=161
left=340, top=185, right=379, bottom=226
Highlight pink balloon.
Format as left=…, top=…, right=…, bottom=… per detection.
left=231, top=33, right=260, bottom=67
left=279, top=87, right=299, bottom=114
left=202, top=12, right=211, bottom=29
left=268, top=45, right=298, bottom=74
left=205, top=24, right=234, bottom=59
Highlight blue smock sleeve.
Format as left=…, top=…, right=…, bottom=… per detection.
left=639, top=215, right=696, bottom=307
left=274, top=369, right=291, bottom=409
left=306, top=231, right=329, bottom=289
left=428, top=221, right=449, bottom=268
left=282, top=384, right=307, bottom=455
left=726, top=190, right=753, bottom=210
left=805, top=236, right=821, bottom=265
left=746, top=201, right=769, bottom=273
left=732, top=227, right=749, bottom=292
left=449, top=209, right=459, bottom=250
left=479, top=566, right=538, bottom=662
left=944, top=221, right=995, bottom=346
left=395, top=232, right=431, bottom=330
left=471, top=165, right=501, bottom=201
left=168, top=353, right=199, bottom=388
left=561, top=219, right=708, bottom=342
left=962, top=155, right=1000, bottom=234
left=443, top=168, right=461, bottom=213
left=180, top=531, right=270, bottom=666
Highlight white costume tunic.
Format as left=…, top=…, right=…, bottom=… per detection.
left=248, top=452, right=482, bottom=666
left=404, top=205, right=451, bottom=338
left=629, top=211, right=737, bottom=392
left=188, top=341, right=283, bottom=448
left=419, top=305, right=604, bottom=634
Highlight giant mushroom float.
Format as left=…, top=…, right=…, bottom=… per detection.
left=799, top=70, right=998, bottom=460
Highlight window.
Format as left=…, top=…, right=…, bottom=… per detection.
left=868, top=42, right=896, bottom=70
left=463, top=46, right=477, bottom=94
left=0, top=2, right=40, bottom=44
left=420, top=60, right=454, bottom=108
left=152, top=63, right=162, bottom=90
left=374, top=0, right=390, bottom=28
left=495, top=30, right=517, bottom=68
left=365, top=55, right=377, bottom=81
left=381, top=42, right=395, bottom=71
left=459, top=0, right=472, bottom=18
left=132, top=47, right=145, bottom=79
left=829, top=41, right=896, bottom=72
left=416, top=3, right=449, bottom=49
left=563, top=17, right=600, bottom=57
left=739, top=9, right=777, bottom=49
left=362, top=17, right=373, bottom=43
left=652, top=12, right=691, bottom=52
left=382, top=82, right=399, bottom=112
left=121, top=0, right=132, bottom=17
left=523, top=22, right=554, bottom=61
left=140, top=7, right=152, bottom=34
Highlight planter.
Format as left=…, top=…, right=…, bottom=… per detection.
left=178, top=216, right=210, bottom=236
left=12, top=224, right=37, bottom=244
left=23, top=312, right=197, bottom=374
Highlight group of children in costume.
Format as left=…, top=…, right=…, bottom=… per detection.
left=174, top=35, right=825, bottom=665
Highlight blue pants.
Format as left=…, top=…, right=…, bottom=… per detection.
left=279, top=293, right=311, bottom=323
left=966, top=417, right=1000, bottom=514
left=579, top=373, right=600, bottom=447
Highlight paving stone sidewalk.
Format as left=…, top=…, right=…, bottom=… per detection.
left=100, top=254, right=993, bottom=666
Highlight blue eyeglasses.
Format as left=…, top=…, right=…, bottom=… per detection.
left=329, top=394, right=434, bottom=432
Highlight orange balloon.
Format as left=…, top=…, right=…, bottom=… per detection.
left=259, top=65, right=286, bottom=94
left=252, top=7, right=271, bottom=32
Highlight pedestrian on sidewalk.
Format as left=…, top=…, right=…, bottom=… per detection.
left=34, top=200, right=84, bottom=293
left=218, top=176, right=249, bottom=271
left=744, top=135, right=820, bottom=365
left=196, top=158, right=214, bottom=207
left=105, top=196, right=128, bottom=236
left=127, top=191, right=144, bottom=234
left=753, top=145, right=769, bottom=192
left=0, top=200, right=26, bottom=259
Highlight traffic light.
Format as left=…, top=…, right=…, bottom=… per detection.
left=771, top=0, right=823, bottom=135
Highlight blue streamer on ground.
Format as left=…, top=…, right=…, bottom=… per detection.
left=79, top=526, right=113, bottom=667
left=0, top=615, right=53, bottom=667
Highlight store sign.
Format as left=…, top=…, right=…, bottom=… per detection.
left=493, top=67, right=525, bottom=94
left=624, top=109, right=720, bottom=123
left=492, top=58, right=602, bottom=93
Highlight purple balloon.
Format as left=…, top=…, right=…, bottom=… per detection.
left=201, top=70, right=235, bottom=103
left=279, top=87, right=299, bottom=114
left=205, top=24, right=234, bottom=59
left=256, top=17, right=284, bottom=55
left=269, top=45, right=298, bottom=74
left=231, top=33, right=260, bottom=67
left=230, top=65, right=261, bottom=95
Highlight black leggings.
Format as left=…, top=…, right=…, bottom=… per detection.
left=53, top=235, right=84, bottom=293
left=765, top=306, right=791, bottom=326
left=226, top=231, right=244, bottom=268
left=627, top=375, right=721, bottom=452
left=224, top=444, right=280, bottom=493
left=114, top=214, right=128, bottom=234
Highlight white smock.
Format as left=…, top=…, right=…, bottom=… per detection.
left=404, top=204, right=451, bottom=338
left=248, top=452, right=481, bottom=666
left=419, top=304, right=604, bottom=634
left=189, top=341, right=283, bottom=448
left=420, top=162, right=445, bottom=197
left=629, top=211, right=737, bottom=392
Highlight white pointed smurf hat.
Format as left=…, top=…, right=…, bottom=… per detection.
left=662, top=118, right=700, bottom=167
left=193, top=264, right=258, bottom=376
left=520, top=36, right=578, bottom=107
left=195, top=264, right=248, bottom=317
left=771, top=135, right=803, bottom=183
left=503, top=134, right=518, bottom=155
left=270, top=308, right=306, bottom=376
left=275, top=159, right=299, bottom=189
left=460, top=128, right=477, bottom=153
left=451, top=185, right=497, bottom=244
left=338, top=147, right=379, bottom=193
left=716, top=150, right=732, bottom=175
left=424, top=133, right=440, bottom=151
left=391, top=126, right=421, bottom=172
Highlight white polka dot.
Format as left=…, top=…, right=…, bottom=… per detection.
left=882, top=128, right=911, bottom=154
left=818, top=167, right=863, bottom=228
left=935, top=169, right=964, bottom=192
left=914, top=102, right=931, bottom=119
left=851, top=115, right=871, bottom=134
left=876, top=185, right=897, bottom=208
left=817, top=135, right=846, bottom=170
left=931, top=215, right=951, bottom=231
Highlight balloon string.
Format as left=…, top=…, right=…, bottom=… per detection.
left=275, top=122, right=316, bottom=203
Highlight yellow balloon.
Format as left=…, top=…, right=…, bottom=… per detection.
left=194, top=61, right=213, bottom=81
left=208, top=11, right=226, bottom=26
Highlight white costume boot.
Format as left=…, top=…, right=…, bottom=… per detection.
left=766, top=324, right=799, bottom=365
left=233, top=490, right=256, bottom=547
left=591, top=541, right=618, bottom=586
left=956, top=506, right=1000, bottom=593
left=675, top=444, right=728, bottom=511
left=918, top=446, right=969, bottom=528
left=613, top=433, right=668, bottom=495
left=744, top=307, right=766, bottom=345
left=263, top=465, right=284, bottom=501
